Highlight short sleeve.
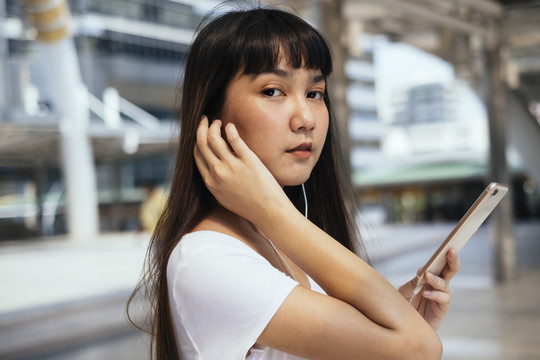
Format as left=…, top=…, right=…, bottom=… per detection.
left=167, top=231, right=299, bottom=359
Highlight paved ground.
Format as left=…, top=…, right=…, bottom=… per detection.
left=0, top=232, right=150, bottom=360
left=0, top=221, right=539, bottom=359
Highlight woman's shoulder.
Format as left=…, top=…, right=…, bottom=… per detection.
left=168, top=230, right=266, bottom=276
left=179, top=230, right=251, bottom=251
left=181, top=229, right=242, bottom=242
left=172, top=230, right=255, bottom=259
left=167, top=229, right=298, bottom=298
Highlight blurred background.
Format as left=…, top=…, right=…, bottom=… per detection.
left=0, top=0, right=539, bottom=359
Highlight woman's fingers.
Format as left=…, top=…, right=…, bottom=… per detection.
left=194, top=143, right=209, bottom=177
left=441, top=248, right=461, bottom=281
left=207, top=119, right=236, bottom=161
left=422, top=289, right=451, bottom=305
left=424, top=272, right=449, bottom=293
left=196, top=116, right=214, bottom=161
left=423, top=272, right=451, bottom=304
left=195, top=116, right=227, bottom=188
left=196, top=117, right=224, bottom=159
left=195, top=115, right=260, bottom=165
left=196, top=116, right=236, bottom=171
left=224, top=122, right=255, bottom=161
left=198, top=117, right=251, bottom=165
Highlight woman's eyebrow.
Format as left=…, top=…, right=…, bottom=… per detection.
left=312, top=74, right=325, bottom=84
left=254, top=68, right=325, bottom=84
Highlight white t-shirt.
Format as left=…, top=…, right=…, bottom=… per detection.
left=167, top=231, right=325, bottom=360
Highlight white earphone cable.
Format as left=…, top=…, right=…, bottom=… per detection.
left=262, top=183, right=308, bottom=282
left=301, top=183, right=308, bottom=219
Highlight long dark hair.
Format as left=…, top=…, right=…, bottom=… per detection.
left=128, top=6, right=367, bottom=360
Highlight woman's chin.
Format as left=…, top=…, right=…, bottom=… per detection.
left=277, top=175, right=311, bottom=187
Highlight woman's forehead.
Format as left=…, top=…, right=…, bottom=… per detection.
left=241, top=56, right=324, bottom=77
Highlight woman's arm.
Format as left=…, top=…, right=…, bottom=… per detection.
left=195, top=117, right=443, bottom=359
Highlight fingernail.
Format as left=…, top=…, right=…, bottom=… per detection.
left=423, top=290, right=432, bottom=297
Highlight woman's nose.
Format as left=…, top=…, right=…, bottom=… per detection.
left=290, top=99, right=316, bottom=132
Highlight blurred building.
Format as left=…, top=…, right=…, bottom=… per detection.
left=347, top=34, right=382, bottom=170
left=1, top=0, right=539, bottom=240
left=0, top=0, right=212, bottom=239
left=343, top=1, right=540, bottom=225
left=384, top=81, right=489, bottom=158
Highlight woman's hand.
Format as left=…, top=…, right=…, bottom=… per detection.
left=398, top=248, right=461, bottom=330
left=194, top=116, right=290, bottom=225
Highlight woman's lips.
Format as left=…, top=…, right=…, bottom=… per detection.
left=287, top=143, right=312, bottom=159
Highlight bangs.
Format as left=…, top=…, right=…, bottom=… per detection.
left=232, top=10, right=332, bottom=76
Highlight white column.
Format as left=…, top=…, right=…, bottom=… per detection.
left=23, top=0, right=99, bottom=241
left=0, top=0, right=11, bottom=110
left=40, top=39, right=99, bottom=241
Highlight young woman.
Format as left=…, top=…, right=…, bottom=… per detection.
left=130, top=6, right=461, bottom=360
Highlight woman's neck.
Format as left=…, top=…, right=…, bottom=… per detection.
left=192, top=203, right=263, bottom=241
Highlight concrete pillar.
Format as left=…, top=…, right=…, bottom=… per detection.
left=319, top=0, right=351, bottom=172
left=483, top=20, right=516, bottom=283
left=107, top=161, right=124, bottom=231
left=506, top=89, right=540, bottom=185
left=33, top=163, right=45, bottom=236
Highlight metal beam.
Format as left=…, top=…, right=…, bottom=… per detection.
left=344, top=0, right=492, bottom=38
left=76, top=13, right=195, bottom=45
left=425, top=0, right=504, bottom=17
left=459, top=0, right=504, bottom=17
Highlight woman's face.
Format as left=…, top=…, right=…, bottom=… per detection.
left=219, top=60, right=329, bottom=187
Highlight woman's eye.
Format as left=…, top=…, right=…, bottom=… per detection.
left=262, top=88, right=283, bottom=97
left=307, top=91, right=324, bottom=100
